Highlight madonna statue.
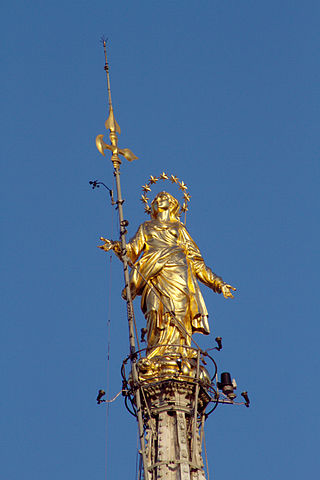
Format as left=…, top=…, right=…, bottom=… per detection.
left=99, top=191, right=235, bottom=380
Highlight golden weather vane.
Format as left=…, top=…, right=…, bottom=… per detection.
left=96, top=38, right=138, bottom=164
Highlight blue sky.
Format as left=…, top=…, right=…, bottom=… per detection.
left=2, top=1, right=319, bottom=479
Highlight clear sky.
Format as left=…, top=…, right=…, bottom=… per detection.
left=2, top=1, right=319, bottom=479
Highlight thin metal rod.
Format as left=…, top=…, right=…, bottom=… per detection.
left=103, top=40, right=113, bottom=109
left=112, top=162, right=149, bottom=479
left=192, top=350, right=201, bottom=464
left=203, top=426, right=210, bottom=480
left=99, top=39, right=149, bottom=477
left=113, top=167, right=136, bottom=354
left=199, top=412, right=205, bottom=446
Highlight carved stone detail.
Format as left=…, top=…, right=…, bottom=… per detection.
left=139, top=379, right=210, bottom=480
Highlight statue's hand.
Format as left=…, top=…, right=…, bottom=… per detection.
left=98, top=237, right=115, bottom=252
left=221, top=284, right=236, bottom=299
left=122, top=286, right=137, bottom=301
left=98, top=238, right=123, bottom=261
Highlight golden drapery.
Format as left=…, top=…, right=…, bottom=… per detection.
left=125, top=219, right=225, bottom=359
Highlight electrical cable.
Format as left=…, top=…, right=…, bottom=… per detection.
left=140, top=386, right=156, bottom=436
left=105, top=177, right=115, bottom=480
left=203, top=425, right=210, bottom=480
left=135, top=429, right=139, bottom=480
left=102, top=390, right=128, bottom=403
left=132, top=307, right=141, bottom=356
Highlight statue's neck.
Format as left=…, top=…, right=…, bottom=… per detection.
left=156, top=210, right=170, bottom=222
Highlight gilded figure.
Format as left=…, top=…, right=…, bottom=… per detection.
left=99, top=191, right=235, bottom=379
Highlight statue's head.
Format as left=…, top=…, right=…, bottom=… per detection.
left=151, top=191, right=180, bottom=221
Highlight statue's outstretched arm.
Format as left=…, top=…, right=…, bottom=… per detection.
left=125, top=224, right=146, bottom=262
left=98, top=238, right=122, bottom=259
left=181, top=225, right=236, bottom=299
left=98, top=224, right=146, bottom=263
left=193, top=258, right=236, bottom=298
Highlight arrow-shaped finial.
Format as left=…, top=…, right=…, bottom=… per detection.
left=96, top=38, right=137, bottom=164
left=102, top=38, right=121, bottom=136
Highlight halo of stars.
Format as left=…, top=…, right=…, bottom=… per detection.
left=140, top=172, right=191, bottom=218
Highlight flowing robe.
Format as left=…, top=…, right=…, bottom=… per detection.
left=125, top=219, right=225, bottom=358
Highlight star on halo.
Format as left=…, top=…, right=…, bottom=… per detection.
left=142, top=184, right=151, bottom=193
left=179, top=181, right=188, bottom=191
left=149, top=175, right=158, bottom=185
left=144, top=205, right=152, bottom=214
left=160, top=172, right=169, bottom=180
left=181, top=203, right=189, bottom=212
left=170, top=175, right=178, bottom=184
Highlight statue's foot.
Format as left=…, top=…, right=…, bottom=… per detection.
left=136, top=355, right=211, bottom=385
left=138, top=357, right=153, bottom=372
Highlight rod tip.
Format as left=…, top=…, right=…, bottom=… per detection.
left=100, top=35, right=108, bottom=45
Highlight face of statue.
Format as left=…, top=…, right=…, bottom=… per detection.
left=153, top=192, right=170, bottom=213
left=150, top=191, right=180, bottom=221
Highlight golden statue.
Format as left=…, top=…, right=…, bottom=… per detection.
left=95, top=41, right=234, bottom=381
left=99, top=188, right=235, bottom=381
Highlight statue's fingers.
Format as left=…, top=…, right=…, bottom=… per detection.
left=222, top=286, right=234, bottom=299
left=98, top=243, right=109, bottom=250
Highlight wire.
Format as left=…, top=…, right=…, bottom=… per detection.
left=138, top=449, right=143, bottom=480
left=135, top=430, right=139, bottom=480
left=103, top=390, right=127, bottom=403
left=140, top=386, right=156, bottom=436
left=203, top=426, right=210, bottom=480
left=105, top=176, right=115, bottom=480
left=132, top=307, right=141, bottom=356
left=104, top=256, right=112, bottom=480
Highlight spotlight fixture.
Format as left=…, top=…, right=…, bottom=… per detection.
left=241, top=391, right=250, bottom=408
left=217, top=372, right=237, bottom=400
left=215, top=336, right=223, bottom=351
left=96, top=389, right=106, bottom=404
